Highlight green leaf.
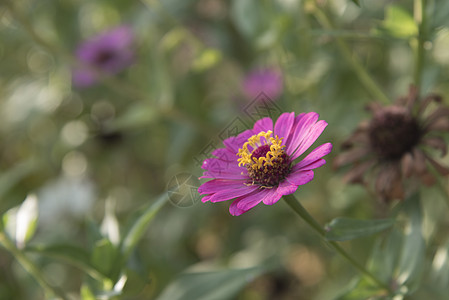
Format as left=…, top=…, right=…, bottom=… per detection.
left=91, top=238, right=117, bottom=276
left=120, top=193, right=168, bottom=261
left=325, top=218, right=395, bottom=241
left=430, top=237, right=449, bottom=288
left=0, top=159, right=39, bottom=200
left=156, top=266, right=268, bottom=300
left=110, top=104, right=158, bottom=131
left=80, top=284, right=96, bottom=300
left=380, top=5, right=418, bottom=38
left=230, top=0, right=266, bottom=38
left=25, top=244, right=105, bottom=280
left=334, top=277, right=385, bottom=300
left=351, top=0, right=360, bottom=7
left=396, top=193, right=425, bottom=291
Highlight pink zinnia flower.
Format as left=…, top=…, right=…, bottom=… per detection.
left=73, top=26, right=135, bottom=87
left=198, top=112, right=332, bottom=216
left=243, top=68, right=283, bottom=100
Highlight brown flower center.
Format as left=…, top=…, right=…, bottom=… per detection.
left=368, top=107, right=421, bottom=160
left=246, top=144, right=292, bottom=186
left=94, top=50, right=117, bottom=66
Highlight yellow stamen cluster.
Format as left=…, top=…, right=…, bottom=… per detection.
left=237, top=130, right=285, bottom=170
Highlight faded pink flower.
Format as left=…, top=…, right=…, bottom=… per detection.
left=243, top=68, right=283, bottom=100
left=73, top=26, right=135, bottom=87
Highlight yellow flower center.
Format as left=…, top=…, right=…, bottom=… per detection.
left=237, top=131, right=291, bottom=187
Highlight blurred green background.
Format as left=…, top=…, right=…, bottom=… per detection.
left=2, top=0, right=449, bottom=299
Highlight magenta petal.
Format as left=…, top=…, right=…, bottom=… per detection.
left=211, top=148, right=238, bottom=163
left=294, top=143, right=332, bottom=170
left=229, top=198, right=247, bottom=216
left=286, top=112, right=319, bottom=156
left=284, top=113, right=305, bottom=148
left=253, top=117, right=273, bottom=133
left=293, top=159, right=326, bottom=172
left=198, top=179, right=247, bottom=195
left=201, top=195, right=213, bottom=203
left=274, top=112, right=295, bottom=144
left=208, top=185, right=259, bottom=203
left=275, top=180, right=298, bottom=195
left=291, top=120, right=328, bottom=160
left=286, top=170, right=314, bottom=186
left=200, top=170, right=247, bottom=180
left=262, top=189, right=283, bottom=205
left=236, top=189, right=270, bottom=210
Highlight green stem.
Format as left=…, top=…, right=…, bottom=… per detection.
left=0, top=230, right=68, bottom=300
left=414, top=0, right=427, bottom=93
left=283, top=194, right=393, bottom=294
left=312, top=5, right=390, bottom=104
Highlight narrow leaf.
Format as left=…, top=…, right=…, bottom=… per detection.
left=25, top=244, right=105, bottom=280
left=156, top=266, right=268, bottom=300
left=325, top=218, right=395, bottom=241
left=120, top=193, right=168, bottom=261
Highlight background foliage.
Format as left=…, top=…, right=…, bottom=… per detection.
left=1, top=0, right=449, bottom=299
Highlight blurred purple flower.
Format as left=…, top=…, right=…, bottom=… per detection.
left=243, top=68, right=283, bottom=100
left=73, top=26, right=135, bottom=87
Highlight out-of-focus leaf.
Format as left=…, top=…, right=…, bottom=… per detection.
left=120, top=193, right=168, bottom=262
left=3, top=194, right=39, bottom=249
left=156, top=266, right=268, bottom=300
left=231, top=0, right=266, bottom=38
left=430, top=238, right=449, bottom=289
left=380, top=5, right=418, bottom=38
left=91, top=238, right=117, bottom=276
left=325, top=218, right=395, bottom=241
left=81, top=284, right=96, bottom=300
left=25, top=244, right=105, bottom=280
left=351, top=0, right=360, bottom=6
left=122, top=267, right=150, bottom=297
left=396, top=193, right=425, bottom=291
left=15, top=194, right=38, bottom=248
left=0, top=159, right=38, bottom=200
left=334, top=277, right=385, bottom=300
left=95, top=273, right=128, bottom=299
left=192, top=48, right=222, bottom=72
left=110, top=104, right=158, bottom=131
left=100, top=198, right=120, bottom=246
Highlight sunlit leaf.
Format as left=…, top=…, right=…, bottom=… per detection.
left=380, top=5, right=418, bottom=38
left=156, top=266, right=268, bottom=300
left=3, top=194, right=39, bottom=248
left=325, top=218, right=395, bottom=241
left=192, top=49, right=222, bottom=72
left=334, top=277, right=385, bottom=300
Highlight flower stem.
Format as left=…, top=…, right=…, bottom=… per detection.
left=0, top=230, right=68, bottom=300
left=311, top=5, right=390, bottom=104
left=413, top=0, right=427, bottom=94
left=283, top=194, right=393, bottom=293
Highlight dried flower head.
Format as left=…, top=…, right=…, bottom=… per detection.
left=73, top=26, right=135, bottom=87
left=199, top=112, right=332, bottom=216
left=334, top=86, right=449, bottom=201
